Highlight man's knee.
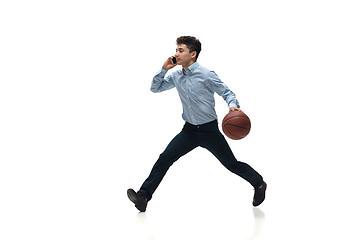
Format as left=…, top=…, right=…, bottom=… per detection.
left=156, top=152, right=178, bottom=168
left=223, top=160, right=247, bottom=174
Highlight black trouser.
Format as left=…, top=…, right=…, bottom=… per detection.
left=139, top=120, right=263, bottom=201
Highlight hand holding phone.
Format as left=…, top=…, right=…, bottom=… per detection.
left=163, top=56, right=177, bottom=70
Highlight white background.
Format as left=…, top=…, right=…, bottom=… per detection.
left=1, top=0, right=359, bottom=239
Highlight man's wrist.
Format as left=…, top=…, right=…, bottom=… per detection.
left=229, top=103, right=239, bottom=109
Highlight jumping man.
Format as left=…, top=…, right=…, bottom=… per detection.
left=127, top=36, right=266, bottom=212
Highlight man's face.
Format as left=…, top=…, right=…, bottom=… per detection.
left=175, top=44, right=196, bottom=65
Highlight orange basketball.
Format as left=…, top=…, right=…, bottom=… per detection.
left=222, top=111, right=251, bottom=140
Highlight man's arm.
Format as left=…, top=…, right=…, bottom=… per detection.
left=150, top=69, right=175, bottom=93
left=150, top=56, right=177, bottom=93
left=207, top=71, right=241, bottom=111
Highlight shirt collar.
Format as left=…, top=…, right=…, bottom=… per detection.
left=182, top=62, right=199, bottom=75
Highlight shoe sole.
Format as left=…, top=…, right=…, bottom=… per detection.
left=127, top=189, right=147, bottom=212
left=127, top=189, right=138, bottom=204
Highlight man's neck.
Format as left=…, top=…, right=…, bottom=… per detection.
left=182, top=60, right=196, bottom=71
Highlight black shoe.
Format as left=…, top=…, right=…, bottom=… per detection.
left=253, top=181, right=267, bottom=207
left=127, top=189, right=148, bottom=212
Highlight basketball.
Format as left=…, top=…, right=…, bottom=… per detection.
left=222, top=111, right=251, bottom=140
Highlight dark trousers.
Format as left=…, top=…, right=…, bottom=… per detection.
left=139, top=120, right=263, bottom=201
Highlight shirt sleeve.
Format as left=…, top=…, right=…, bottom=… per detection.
left=150, top=68, right=176, bottom=93
left=207, top=71, right=240, bottom=109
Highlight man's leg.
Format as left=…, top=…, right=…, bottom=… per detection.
left=200, top=127, right=267, bottom=206
left=138, top=125, right=199, bottom=201
left=200, top=128, right=263, bottom=189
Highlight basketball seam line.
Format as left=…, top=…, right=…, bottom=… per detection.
left=224, top=124, right=250, bottom=130
left=223, top=115, right=249, bottom=124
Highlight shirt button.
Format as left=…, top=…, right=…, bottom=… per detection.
left=189, top=106, right=191, bottom=108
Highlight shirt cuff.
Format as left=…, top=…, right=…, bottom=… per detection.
left=229, top=102, right=240, bottom=109
left=158, top=68, right=168, bottom=76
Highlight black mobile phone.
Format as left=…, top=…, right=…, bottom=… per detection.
left=171, top=57, right=177, bottom=65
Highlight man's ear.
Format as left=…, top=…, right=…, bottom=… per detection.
left=190, top=51, right=197, bottom=60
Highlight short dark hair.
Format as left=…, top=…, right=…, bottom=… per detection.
left=176, top=36, right=202, bottom=61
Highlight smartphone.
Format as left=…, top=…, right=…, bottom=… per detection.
left=171, top=57, right=177, bottom=65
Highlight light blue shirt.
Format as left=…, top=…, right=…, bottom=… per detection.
left=150, top=62, right=240, bottom=125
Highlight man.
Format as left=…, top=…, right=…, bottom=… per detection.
left=127, top=36, right=266, bottom=212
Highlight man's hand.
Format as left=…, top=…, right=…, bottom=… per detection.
left=229, top=107, right=243, bottom=113
left=162, top=56, right=177, bottom=71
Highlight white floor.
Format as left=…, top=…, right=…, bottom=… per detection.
left=3, top=161, right=358, bottom=240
